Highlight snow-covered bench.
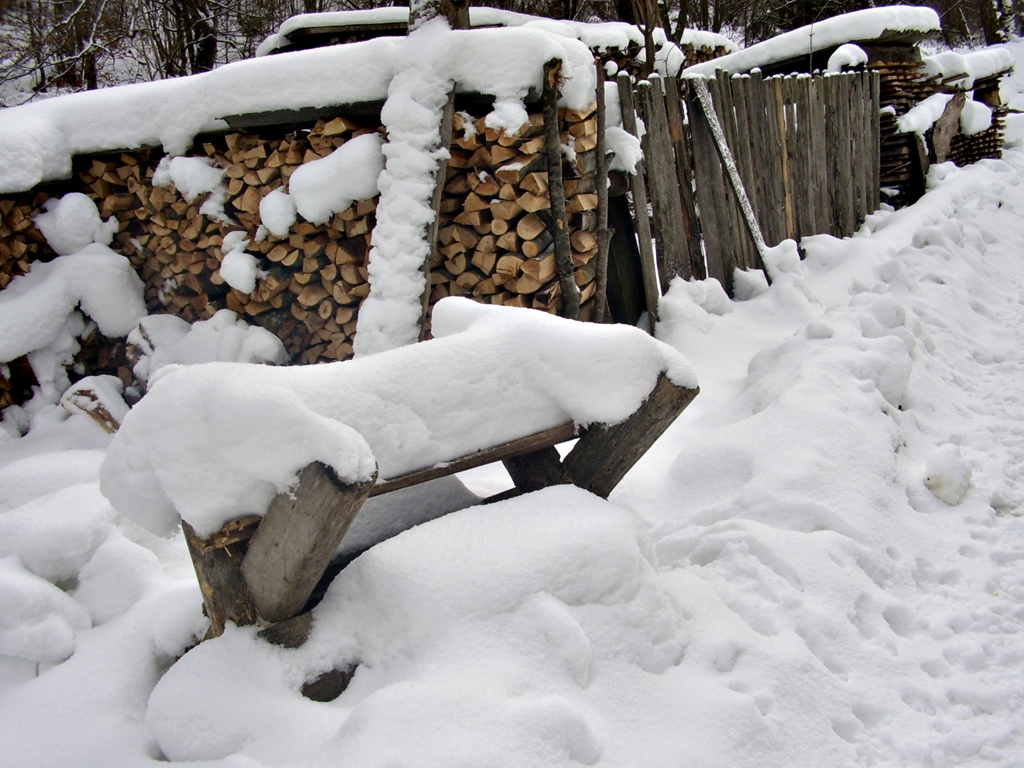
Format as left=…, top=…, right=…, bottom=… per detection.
left=101, top=297, right=699, bottom=653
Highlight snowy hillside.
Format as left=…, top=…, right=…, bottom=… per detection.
left=2, top=39, right=1024, bottom=768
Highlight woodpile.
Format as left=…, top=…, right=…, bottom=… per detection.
left=78, top=119, right=382, bottom=367
left=870, top=58, right=937, bottom=208
left=948, top=106, right=1006, bottom=166
left=0, top=194, right=48, bottom=291
left=423, top=104, right=601, bottom=332
left=681, top=43, right=734, bottom=70
left=0, top=101, right=604, bottom=408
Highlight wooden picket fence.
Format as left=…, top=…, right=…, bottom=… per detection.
left=620, top=69, right=881, bottom=304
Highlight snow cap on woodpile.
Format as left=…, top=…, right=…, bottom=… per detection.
left=100, top=297, right=696, bottom=538
left=923, top=48, right=1015, bottom=91
left=0, top=23, right=596, bottom=194
left=683, top=6, right=941, bottom=77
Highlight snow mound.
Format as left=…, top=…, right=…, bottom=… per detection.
left=923, top=444, right=972, bottom=505
left=128, top=309, right=287, bottom=385
left=146, top=486, right=684, bottom=765
left=33, top=193, right=116, bottom=257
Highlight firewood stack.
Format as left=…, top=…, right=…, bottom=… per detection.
left=422, top=105, right=600, bottom=334
left=870, top=58, right=939, bottom=208
left=0, top=194, right=48, bottom=290
left=84, top=119, right=381, bottom=366
left=1, top=194, right=50, bottom=409
left=681, top=43, right=734, bottom=70
left=0, top=100, right=606, bottom=407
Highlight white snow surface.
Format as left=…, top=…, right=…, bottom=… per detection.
left=101, top=296, right=694, bottom=537
left=127, top=309, right=287, bottom=385
left=0, top=245, right=145, bottom=363
left=257, top=8, right=735, bottom=68
left=288, top=132, right=385, bottom=225
left=2, top=37, right=1024, bottom=768
left=684, top=6, right=940, bottom=77
left=0, top=22, right=596, bottom=195
left=923, top=48, right=1015, bottom=90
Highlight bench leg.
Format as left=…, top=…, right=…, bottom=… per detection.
left=562, top=374, right=699, bottom=498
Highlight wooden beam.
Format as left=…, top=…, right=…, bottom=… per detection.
left=562, top=373, right=698, bottom=498
left=503, top=446, right=571, bottom=493
left=241, top=462, right=378, bottom=623
left=371, top=422, right=578, bottom=497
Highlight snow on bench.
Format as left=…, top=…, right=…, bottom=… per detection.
left=101, top=297, right=698, bottom=643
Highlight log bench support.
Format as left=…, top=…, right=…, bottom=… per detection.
left=182, top=372, right=698, bottom=699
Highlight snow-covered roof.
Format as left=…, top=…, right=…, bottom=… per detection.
left=0, top=23, right=597, bottom=195
left=256, top=7, right=736, bottom=58
left=683, top=6, right=941, bottom=77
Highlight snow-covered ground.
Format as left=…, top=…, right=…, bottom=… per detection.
left=2, top=39, right=1024, bottom=768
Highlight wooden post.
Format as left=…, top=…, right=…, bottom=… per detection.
left=420, top=90, right=457, bottom=341
left=542, top=58, right=581, bottom=320
left=563, top=373, right=699, bottom=498
left=241, top=462, right=378, bottom=623
left=592, top=59, right=613, bottom=323
left=616, top=72, right=661, bottom=324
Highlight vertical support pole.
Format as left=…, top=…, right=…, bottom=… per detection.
left=616, top=72, right=661, bottom=325
left=419, top=89, right=456, bottom=341
left=592, top=59, right=613, bottom=323
left=543, top=58, right=581, bottom=320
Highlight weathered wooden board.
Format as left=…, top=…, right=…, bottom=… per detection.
left=686, top=80, right=729, bottom=290
left=664, top=76, right=705, bottom=279
left=637, top=78, right=690, bottom=290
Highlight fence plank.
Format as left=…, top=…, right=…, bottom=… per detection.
left=809, top=77, right=830, bottom=235
left=794, top=76, right=815, bottom=242
left=751, top=71, right=786, bottom=246
left=870, top=71, right=881, bottom=214
left=637, top=77, right=691, bottom=290
left=714, top=73, right=759, bottom=271
left=686, top=80, right=729, bottom=289
left=825, top=75, right=845, bottom=236
left=616, top=73, right=661, bottom=323
left=664, top=76, right=705, bottom=279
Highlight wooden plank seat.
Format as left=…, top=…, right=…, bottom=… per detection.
left=108, top=298, right=699, bottom=696
left=185, top=372, right=697, bottom=638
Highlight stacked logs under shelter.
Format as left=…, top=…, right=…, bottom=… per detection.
left=0, top=103, right=599, bottom=408
left=424, top=106, right=602, bottom=332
